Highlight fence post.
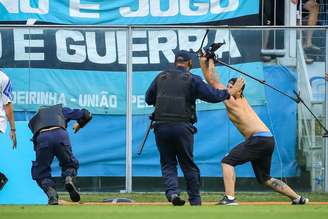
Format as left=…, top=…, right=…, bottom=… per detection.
left=125, top=26, right=133, bottom=193
left=325, top=28, right=328, bottom=192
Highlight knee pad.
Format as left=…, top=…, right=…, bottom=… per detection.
left=40, top=178, right=56, bottom=190
left=62, top=168, right=78, bottom=177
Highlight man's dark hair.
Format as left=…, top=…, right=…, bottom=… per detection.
left=174, top=50, right=191, bottom=62
left=228, top=77, right=245, bottom=97
left=174, top=50, right=192, bottom=68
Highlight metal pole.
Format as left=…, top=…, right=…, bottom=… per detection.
left=273, top=0, right=277, bottom=50
left=280, top=0, right=297, bottom=66
left=325, top=29, right=328, bottom=192
left=288, top=0, right=297, bottom=58
left=0, top=24, right=324, bottom=29
left=125, top=26, right=133, bottom=193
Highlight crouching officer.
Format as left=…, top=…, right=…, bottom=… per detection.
left=145, top=50, right=243, bottom=206
left=28, top=104, right=92, bottom=205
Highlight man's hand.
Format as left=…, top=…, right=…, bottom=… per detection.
left=325, top=73, right=328, bottom=81
left=73, top=123, right=81, bottom=133
left=228, top=77, right=245, bottom=96
left=10, top=129, right=17, bottom=149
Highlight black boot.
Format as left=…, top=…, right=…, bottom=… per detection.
left=169, top=194, right=185, bottom=206
left=65, top=176, right=80, bottom=202
left=46, top=187, right=59, bottom=205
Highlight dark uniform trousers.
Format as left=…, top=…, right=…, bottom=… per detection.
left=154, top=122, right=201, bottom=205
left=31, top=128, right=79, bottom=192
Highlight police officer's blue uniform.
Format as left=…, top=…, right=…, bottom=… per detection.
left=28, top=104, right=92, bottom=205
left=145, top=51, right=230, bottom=206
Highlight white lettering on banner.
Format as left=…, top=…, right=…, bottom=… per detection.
left=86, top=31, right=117, bottom=64
left=116, top=31, right=127, bottom=64
left=0, top=0, right=48, bottom=14
left=150, top=0, right=178, bottom=17
left=21, top=0, right=49, bottom=14
left=79, top=92, right=117, bottom=108
left=14, top=29, right=45, bottom=60
left=12, top=91, right=66, bottom=105
left=177, top=29, right=208, bottom=53
left=180, top=0, right=208, bottom=16
left=214, top=30, right=241, bottom=58
left=119, top=0, right=149, bottom=17
left=12, top=90, right=119, bottom=109
left=148, top=30, right=177, bottom=64
left=5, top=29, right=241, bottom=64
left=0, top=0, right=240, bottom=19
left=0, top=0, right=19, bottom=13
left=132, top=31, right=148, bottom=64
left=69, top=0, right=100, bottom=18
left=210, top=0, right=239, bottom=14
left=115, top=30, right=152, bottom=64
left=119, top=0, right=239, bottom=17
left=132, top=95, right=152, bottom=108
left=56, top=30, right=86, bottom=63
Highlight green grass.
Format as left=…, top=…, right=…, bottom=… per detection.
left=1, top=192, right=328, bottom=219
left=0, top=205, right=328, bottom=219
left=59, top=192, right=328, bottom=202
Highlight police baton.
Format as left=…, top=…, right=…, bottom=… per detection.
left=137, top=119, right=154, bottom=156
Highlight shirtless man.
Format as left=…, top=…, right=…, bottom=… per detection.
left=200, top=57, right=309, bottom=205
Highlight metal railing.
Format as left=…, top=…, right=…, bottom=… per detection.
left=296, top=36, right=327, bottom=192
left=0, top=25, right=327, bottom=192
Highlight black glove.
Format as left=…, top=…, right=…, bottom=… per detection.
left=77, top=109, right=92, bottom=128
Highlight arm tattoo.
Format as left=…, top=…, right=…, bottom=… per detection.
left=271, top=179, right=287, bottom=190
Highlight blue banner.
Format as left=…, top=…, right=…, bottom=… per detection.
left=0, top=26, right=264, bottom=114
left=6, top=62, right=264, bottom=114
left=34, top=65, right=295, bottom=177
left=13, top=64, right=298, bottom=178
left=0, top=0, right=259, bottom=25
left=0, top=28, right=261, bottom=71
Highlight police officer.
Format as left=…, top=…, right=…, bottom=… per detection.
left=145, top=50, right=243, bottom=206
left=28, top=104, right=92, bottom=205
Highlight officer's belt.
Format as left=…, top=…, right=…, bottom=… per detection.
left=154, top=121, right=190, bottom=124
left=39, top=126, right=62, bottom=133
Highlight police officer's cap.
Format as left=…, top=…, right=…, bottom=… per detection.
left=175, top=50, right=191, bottom=62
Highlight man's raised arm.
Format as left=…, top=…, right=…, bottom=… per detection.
left=200, top=57, right=244, bottom=97
left=199, top=57, right=225, bottom=90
